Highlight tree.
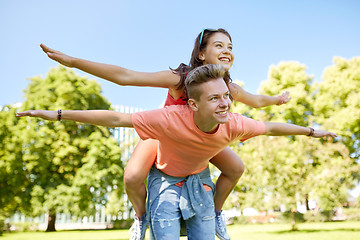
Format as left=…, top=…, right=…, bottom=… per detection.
left=313, top=56, right=360, bottom=170
left=15, top=66, right=124, bottom=231
left=229, top=61, right=358, bottom=230
left=0, top=105, right=29, bottom=234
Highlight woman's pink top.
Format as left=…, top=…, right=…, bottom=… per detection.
left=163, top=91, right=187, bottom=107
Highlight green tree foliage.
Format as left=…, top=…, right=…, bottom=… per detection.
left=14, top=66, right=123, bottom=231
left=229, top=61, right=358, bottom=230
left=313, top=57, right=360, bottom=163
left=0, top=106, right=29, bottom=219
left=259, top=61, right=314, bottom=126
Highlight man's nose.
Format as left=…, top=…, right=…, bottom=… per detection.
left=219, top=97, right=230, bottom=107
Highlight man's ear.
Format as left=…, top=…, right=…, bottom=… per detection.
left=188, top=99, right=199, bottom=111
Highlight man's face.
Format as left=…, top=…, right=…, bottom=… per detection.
left=190, top=78, right=231, bottom=132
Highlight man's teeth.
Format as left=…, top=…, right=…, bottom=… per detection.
left=217, top=111, right=227, bottom=114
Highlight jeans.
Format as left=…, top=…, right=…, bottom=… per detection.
left=149, top=184, right=215, bottom=240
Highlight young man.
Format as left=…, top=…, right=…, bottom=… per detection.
left=17, top=64, right=336, bottom=240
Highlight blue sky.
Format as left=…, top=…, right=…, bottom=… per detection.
left=1, top=0, right=359, bottom=110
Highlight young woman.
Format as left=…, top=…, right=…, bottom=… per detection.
left=41, top=28, right=290, bottom=240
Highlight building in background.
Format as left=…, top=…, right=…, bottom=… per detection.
left=111, top=105, right=144, bottom=162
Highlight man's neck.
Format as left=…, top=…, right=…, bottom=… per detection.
left=193, top=113, right=219, bottom=133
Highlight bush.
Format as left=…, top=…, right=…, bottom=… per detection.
left=304, top=211, right=331, bottom=222
left=0, top=220, right=3, bottom=236
left=112, top=219, right=133, bottom=229
left=230, top=215, right=250, bottom=225
left=342, top=208, right=360, bottom=221
left=7, top=222, right=40, bottom=232
left=282, top=211, right=306, bottom=223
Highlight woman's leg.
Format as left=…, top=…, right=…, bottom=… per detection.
left=210, top=146, right=245, bottom=211
left=124, top=139, right=158, bottom=218
left=210, top=147, right=244, bottom=240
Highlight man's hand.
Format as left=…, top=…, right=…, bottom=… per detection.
left=16, top=110, right=57, bottom=121
left=312, top=129, right=337, bottom=138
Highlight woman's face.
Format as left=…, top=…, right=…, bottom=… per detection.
left=198, top=32, right=234, bottom=71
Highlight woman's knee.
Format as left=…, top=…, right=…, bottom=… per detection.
left=124, top=165, right=146, bottom=187
left=211, top=147, right=246, bottom=179
left=212, top=156, right=245, bottom=180
left=227, top=160, right=245, bottom=179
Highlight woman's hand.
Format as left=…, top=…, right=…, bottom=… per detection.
left=40, top=44, right=74, bottom=68
left=277, top=91, right=291, bottom=105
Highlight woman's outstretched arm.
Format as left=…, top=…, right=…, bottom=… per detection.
left=40, top=44, right=180, bottom=89
left=228, top=82, right=291, bottom=108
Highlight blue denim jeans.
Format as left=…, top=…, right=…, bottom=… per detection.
left=149, top=184, right=215, bottom=240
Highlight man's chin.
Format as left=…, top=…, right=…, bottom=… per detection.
left=216, top=117, right=229, bottom=124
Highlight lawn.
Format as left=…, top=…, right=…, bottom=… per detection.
left=1, top=221, right=359, bottom=240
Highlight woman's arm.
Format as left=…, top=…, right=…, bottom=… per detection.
left=40, top=44, right=180, bottom=89
left=263, top=122, right=337, bottom=138
left=16, top=110, right=133, bottom=128
left=228, top=82, right=290, bottom=108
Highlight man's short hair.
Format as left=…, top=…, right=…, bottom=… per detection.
left=185, top=64, right=227, bottom=101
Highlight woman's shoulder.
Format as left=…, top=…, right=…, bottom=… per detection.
left=165, top=89, right=187, bottom=106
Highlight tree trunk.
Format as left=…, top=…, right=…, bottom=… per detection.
left=305, top=194, right=310, bottom=210
left=290, top=210, right=298, bottom=231
left=45, top=210, right=56, bottom=232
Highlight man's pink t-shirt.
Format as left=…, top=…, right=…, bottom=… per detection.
left=132, top=105, right=266, bottom=177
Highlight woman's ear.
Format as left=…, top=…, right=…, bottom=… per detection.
left=198, top=51, right=205, bottom=61
left=188, top=99, right=199, bottom=111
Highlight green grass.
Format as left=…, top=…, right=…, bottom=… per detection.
left=226, top=221, right=360, bottom=240
left=2, top=221, right=359, bottom=240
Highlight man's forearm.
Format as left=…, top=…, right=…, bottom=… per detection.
left=16, top=110, right=133, bottom=128
left=264, top=122, right=310, bottom=136
left=61, top=110, right=133, bottom=128
left=264, top=122, right=337, bottom=138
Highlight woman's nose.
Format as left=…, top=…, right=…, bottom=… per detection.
left=222, top=47, right=231, bottom=54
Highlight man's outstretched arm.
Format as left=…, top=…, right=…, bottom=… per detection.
left=16, top=110, right=133, bottom=128
left=264, top=122, right=337, bottom=138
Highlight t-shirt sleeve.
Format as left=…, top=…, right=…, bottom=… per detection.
left=131, top=108, right=168, bottom=140
left=236, top=115, right=266, bottom=142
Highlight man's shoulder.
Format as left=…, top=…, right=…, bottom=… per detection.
left=227, top=112, right=258, bottom=126
left=164, top=105, right=191, bottom=114
left=228, top=112, right=244, bottom=121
